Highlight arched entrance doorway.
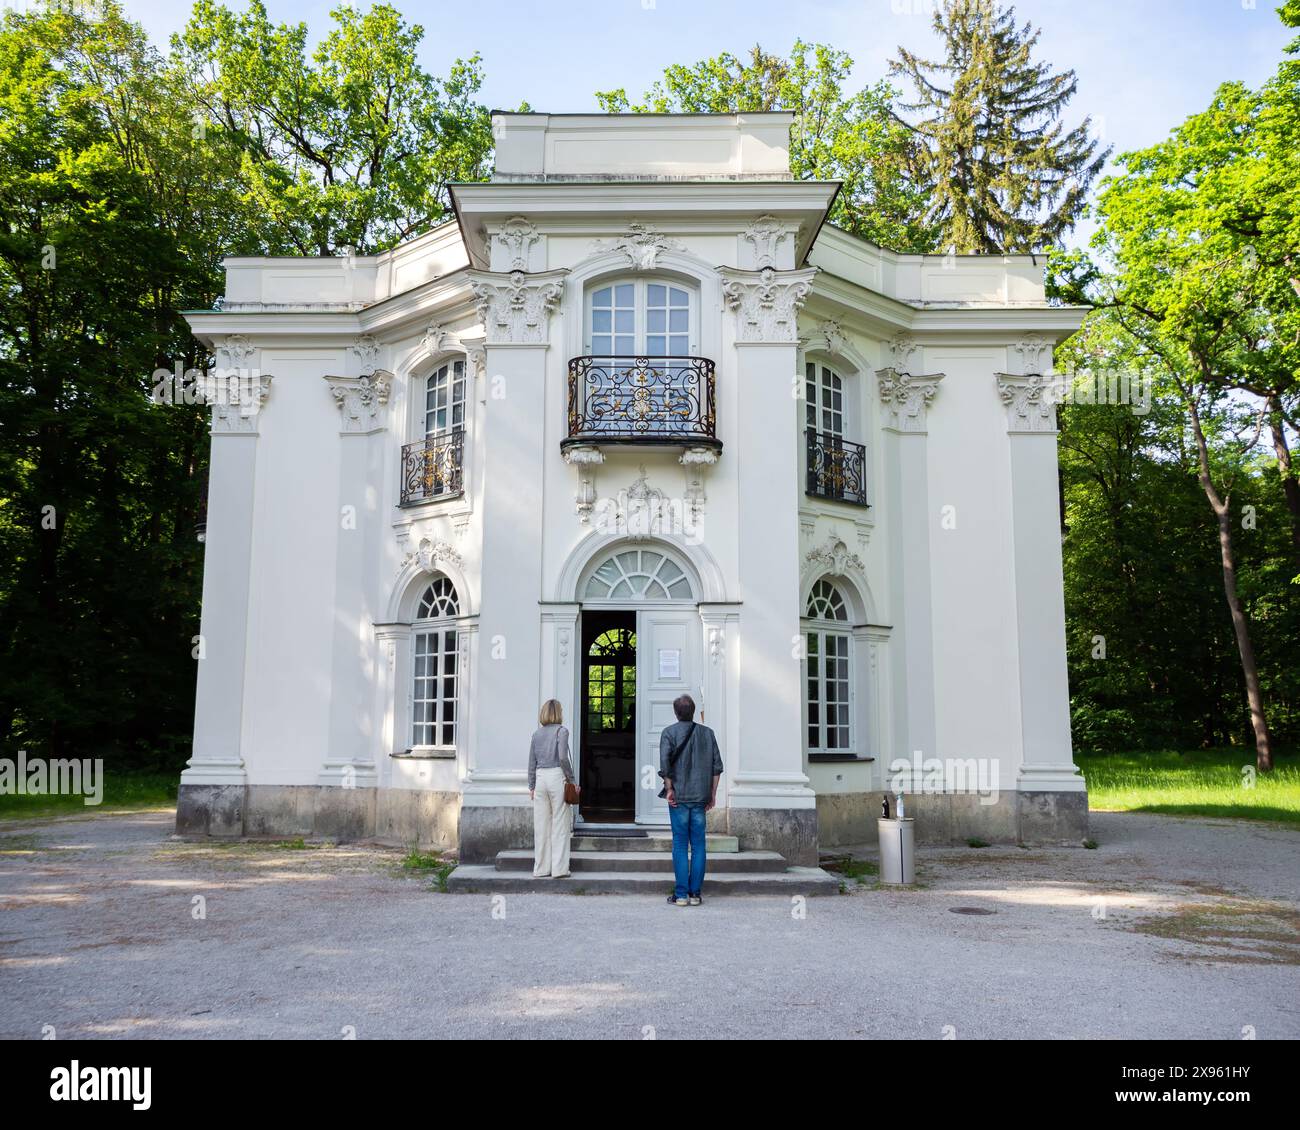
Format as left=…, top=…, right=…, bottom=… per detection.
left=576, top=545, right=700, bottom=826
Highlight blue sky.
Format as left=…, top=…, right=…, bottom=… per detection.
left=123, top=0, right=1297, bottom=242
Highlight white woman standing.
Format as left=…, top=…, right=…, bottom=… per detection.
left=529, top=699, right=578, bottom=878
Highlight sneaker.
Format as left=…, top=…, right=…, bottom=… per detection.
left=666, top=894, right=689, bottom=906
left=688, top=894, right=702, bottom=906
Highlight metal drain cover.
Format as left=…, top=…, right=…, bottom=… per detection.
left=949, top=906, right=996, bottom=915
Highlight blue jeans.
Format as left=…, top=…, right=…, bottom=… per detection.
left=669, top=801, right=707, bottom=899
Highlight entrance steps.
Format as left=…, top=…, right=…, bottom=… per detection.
left=446, top=827, right=840, bottom=896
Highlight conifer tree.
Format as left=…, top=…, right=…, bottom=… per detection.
left=890, top=0, right=1108, bottom=253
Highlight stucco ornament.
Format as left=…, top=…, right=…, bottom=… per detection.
left=469, top=270, right=565, bottom=344
left=709, top=626, right=725, bottom=667
left=805, top=535, right=864, bottom=578
left=493, top=217, right=541, bottom=271
left=592, top=223, right=686, bottom=270
left=420, top=323, right=453, bottom=356
left=461, top=340, right=487, bottom=380
left=887, top=333, right=921, bottom=375
left=1011, top=335, right=1052, bottom=375
left=996, top=372, right=1059, bottom=433
left=562, top=444, right=605, bottom=523
left=742, top=214, right=795, bottom=270
left=407, top=537, right=463, bottom=574
left=351, top=335, right=381, bottom=376
left=820, top=318, right=847, bottom=355
left=324, top=371, right=391, bottom=433
left=679, top=445, right=719, bottom=522
left=719, top=266, right=817, bottom=343
left=217, top=334, right=257, bottom=370
left=876, top=367, right=944, bottom=433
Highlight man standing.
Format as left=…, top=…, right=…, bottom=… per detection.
left=659, top=693, right=722, bottom=907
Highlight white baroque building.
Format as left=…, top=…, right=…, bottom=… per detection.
left=177, top=112, right=1088, bottom=865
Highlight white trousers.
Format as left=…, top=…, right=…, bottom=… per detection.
left=532, top=766, right=572, bottom=877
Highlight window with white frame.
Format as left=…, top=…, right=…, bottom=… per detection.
left=805, top=362, right=844, bottom=438
left=411, top=576, right=460, bottom=748
left=587, top=279, right=694, bottom=357
left=805, top=579, right=852, bottom=752
left=804, top=359, right=868, bottom=506
left=583, top=548, right=695, bottom=600
left=424, top=359, right=466, bottom=439
left=400, top=358, right=467, bottom=505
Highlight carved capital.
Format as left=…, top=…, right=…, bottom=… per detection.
left=324, top=371, right=391, bottom=434
left=719, top=266, right=817, bottom=343
left=996, top=372, right=1059, bottom=434
left=468, top=268, right=567, bottom=345
left=203, top=370, right=272, bottom=434
left=876, top=367, right=944, bottom=433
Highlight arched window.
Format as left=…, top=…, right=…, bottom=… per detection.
left=587, top=280, right=694, bottom=358
left=583, top=548, right=694, bottom=600
left=412, top=576, right=460, bottom=748
left=586, top=628, right=637, bottom=733
left=805, top=580, right=852, bottom=752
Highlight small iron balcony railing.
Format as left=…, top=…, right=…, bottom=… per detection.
left=401, top=428, right=464, bottom=505
left=565, top=356, right=718, bottom=447
left=806, top=428, right=868, bottom=507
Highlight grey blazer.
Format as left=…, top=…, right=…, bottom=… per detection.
left=528, top=723, right=575, bottom=790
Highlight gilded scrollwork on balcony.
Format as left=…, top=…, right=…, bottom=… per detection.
left=806, top=428, right=868, bottom=507
left=565, top=356, right=718, bottom=448
left=400, top=428, right=464, bottom=505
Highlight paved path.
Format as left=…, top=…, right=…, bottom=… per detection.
left=0, top=809, right=1296, bottom=1039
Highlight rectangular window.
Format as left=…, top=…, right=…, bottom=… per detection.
left=413, top=628, right=458, bottom=747
left=806, top=629, right=851, bottom=752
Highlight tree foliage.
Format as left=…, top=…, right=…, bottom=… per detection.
left=176, top=0, right=494, bottom=254
left=597, top=42, right=937, bottom=252
left=890, top=0, right=1108, bottom=253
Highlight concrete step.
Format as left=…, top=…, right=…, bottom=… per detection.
left=571, top=832, right=740, bottom=853
left=446, top=866, right=841, bottom=897
left=495, top=849, right=785, bottom=874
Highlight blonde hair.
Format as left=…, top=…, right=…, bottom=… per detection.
left=539, top=699, right=563, bottom=725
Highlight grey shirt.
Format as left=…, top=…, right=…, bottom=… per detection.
left=528, top=723, right=575, bottom=790
left=658, top=720, right=723, bottom=805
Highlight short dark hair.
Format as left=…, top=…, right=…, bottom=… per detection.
left=672, top=694, right=696, bottom=722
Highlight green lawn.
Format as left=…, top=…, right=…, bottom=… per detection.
left=0, top=769, right=178, bottom=820
left=1076, top=749, right=1300, bottom=825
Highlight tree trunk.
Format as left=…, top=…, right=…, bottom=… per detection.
left=1186, top=397, right=1274, bottom=771
left=1267, top=397, right=1300, bottom=568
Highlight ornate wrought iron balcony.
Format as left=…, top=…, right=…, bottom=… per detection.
left=401, top=428, right=464, bottom=505
left=806, top=428, right=868, bottom=507
left=565, top=356, right=719, bottom=448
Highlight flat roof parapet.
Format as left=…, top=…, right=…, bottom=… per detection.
left=490, top=111, right=795, bottom=182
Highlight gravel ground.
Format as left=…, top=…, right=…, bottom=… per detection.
left=0, top=808, right=1296, bottom=1040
